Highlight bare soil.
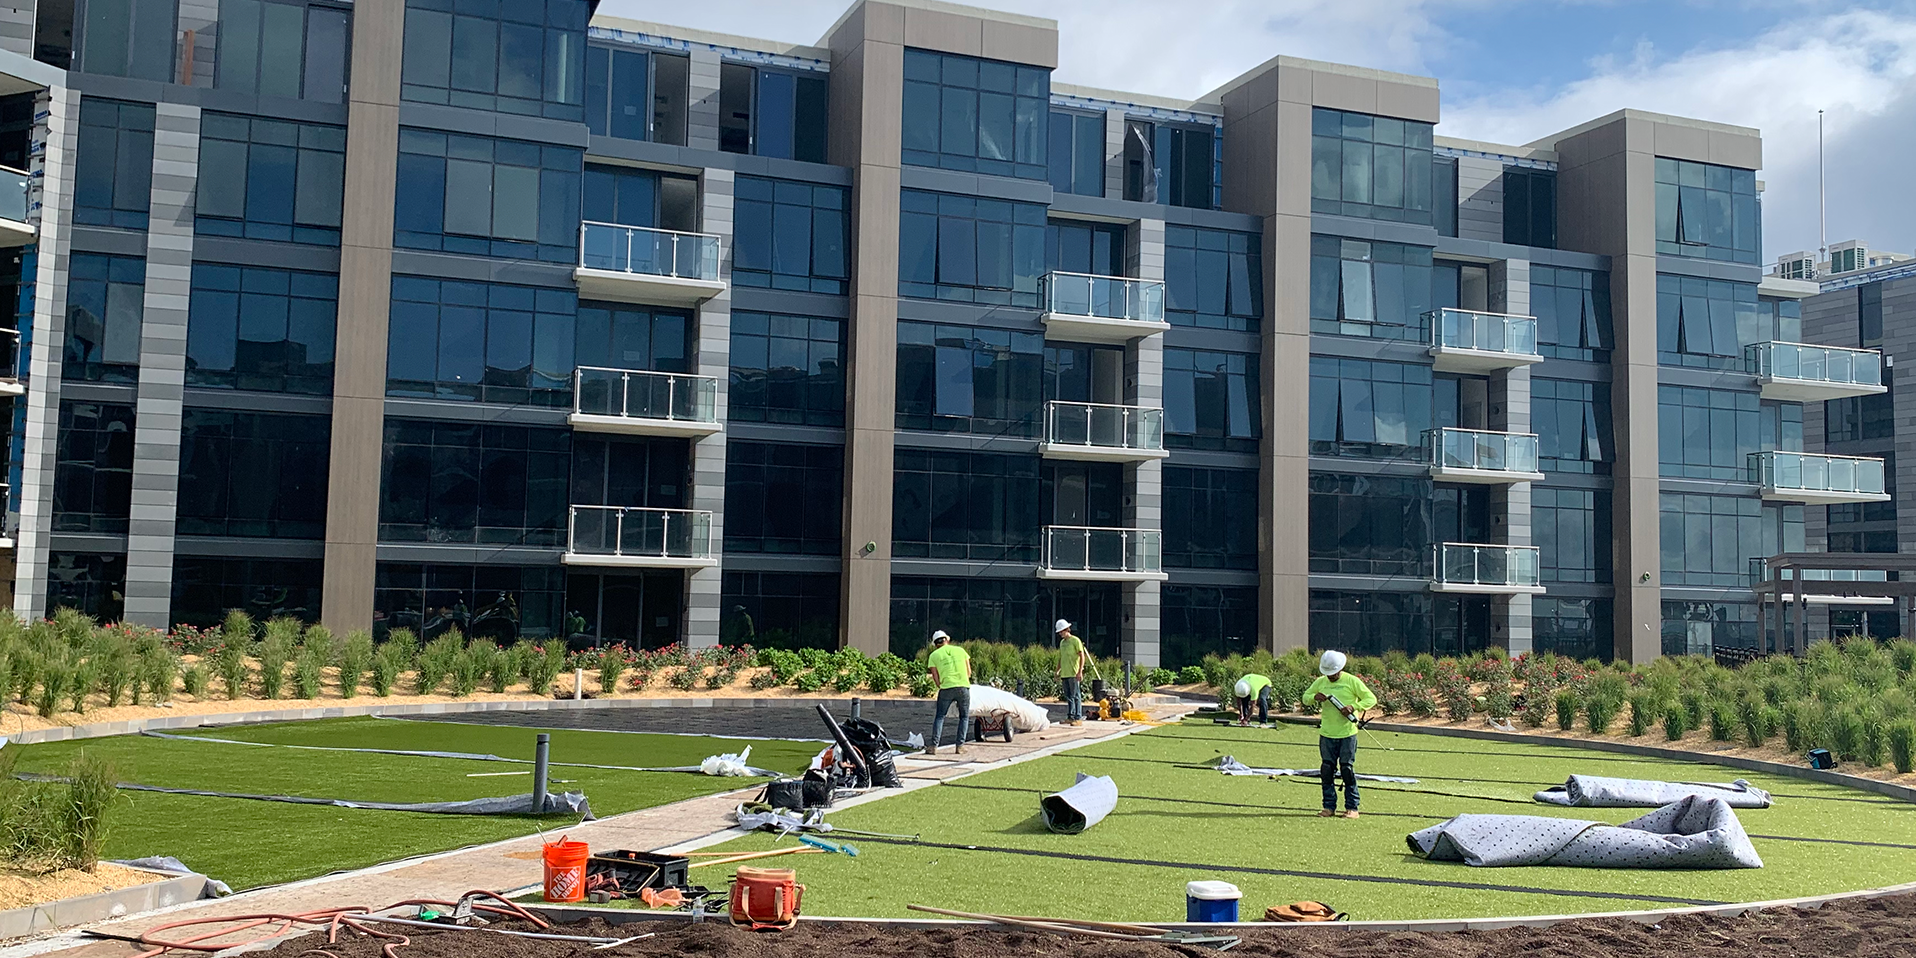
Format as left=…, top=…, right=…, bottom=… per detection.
left=253, top=894, right=1916, bottom=958
left=0, top=863, right=165, bottom=911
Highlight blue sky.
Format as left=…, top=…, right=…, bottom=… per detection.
left=598, top=0, right=1916, bottom=263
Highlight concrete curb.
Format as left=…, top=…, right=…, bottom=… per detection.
left=0, top=870, right=207, bottom=941
left=9, top=693, right=1186, bottom=747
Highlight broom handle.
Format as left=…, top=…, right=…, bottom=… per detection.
left=686, top=847, right=813, bottom=869
left=997, top=915, right=1168, bottom=934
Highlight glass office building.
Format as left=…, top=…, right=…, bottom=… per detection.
left=0, top=0, right=1877, bottom=665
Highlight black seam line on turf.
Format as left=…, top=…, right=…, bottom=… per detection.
left=1149, top=729, right=1693, bottom=765
left=847, top=835, right=1726, bottom=907
left=1748, top=833, right=1916, bottom=851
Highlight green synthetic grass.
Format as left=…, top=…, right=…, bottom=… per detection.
left=692, top=720, right=1916, bottom=922
left=6, top=717, right=821, bottom=890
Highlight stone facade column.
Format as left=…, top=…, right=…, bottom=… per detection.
left=120, top=103, right=201, bottom=627
left=1123, top=218, right=1165, bottom=666
left=1489, top=257, right=1533, bottom=655
left=1103, top=107, right=1125, bottom=200
left=684, top=169, right=734, bottom=647
left=686, top=49, right=721, bottom=153
left=12, top=86, right=79, bottom=620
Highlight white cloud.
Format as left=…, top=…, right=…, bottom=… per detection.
left=1440, top=11, right=1916, bottom=259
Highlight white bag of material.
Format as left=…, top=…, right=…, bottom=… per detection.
left=969, top=684, right=1050, bottom=732
left=700, top=745, right=756, bottom=777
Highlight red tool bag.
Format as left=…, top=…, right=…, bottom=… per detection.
left=730, top=866, right=804, bottom=931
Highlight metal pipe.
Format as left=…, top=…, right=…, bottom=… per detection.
left=531, top=733, right=550, bottom=813
left=350, top=915, right=634, bottom=945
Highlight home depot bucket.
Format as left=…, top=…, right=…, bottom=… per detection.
left=542, top=838, right=590, bottom=902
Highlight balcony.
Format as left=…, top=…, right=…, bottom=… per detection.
left=1038, top=272, right=1169, bottom=343
left=1041, top=401, right=1169, bottom=462
left=1430, top=543, right=1544, bottom=595
left=573, top=222, right=724, bottom=307
left=1037, top=526, right=1168, bottom=582
left=1425, top=308, right=1542, bottom=373
left=1746, top=342, right=1886, bottom=402
left=563, top=506, right=717, bottom=569
left=1750, top=451, right=1890, bottom=505
left=0, top=166, right=30, bottom=247
left=569, top=367, right=720, bottom=438
left=1427, top=428, right=1542, bottom=484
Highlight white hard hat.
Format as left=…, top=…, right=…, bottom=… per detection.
left=1234, top=679, right=1251, bottom=698
left=1319, top=650, right=1347, bottom=676
left=1054, top=619, right=1072, bottom=634
left=931, top=630, right=950, bottom=643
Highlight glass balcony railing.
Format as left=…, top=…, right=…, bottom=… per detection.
left=1040, top=272, right=1166, bottom=325
left=573, top=367, right=718, bottom=425
left=1428, top=428, right=1540, bottom=475
left=578, top=222, right=721, bottom=282
left=1748, top=557, right=1890, bottom=587
left=0, top=166, right=26, bottom=223
left=1433, top=543, right=1542, bottom=591
left=1044, top=401, right=1165, bottom=453
left=567, top=506, right=714, bottom=563
left=1745, top=341, right=1883, bottom=388
left=1425, top=308, right=1540, bottom=358
left=1750, top=451, right=1887, bottom=498
left=1041, top=526, right=1163, bottom=576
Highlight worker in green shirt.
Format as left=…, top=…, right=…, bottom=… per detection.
left=1233, top=673, right=1273, bottom=726
left=1055, top=619, right=1088, bottom=726
left=925, top=631, right=972, bottom=755
left=1302, top=650, right=1376, bottom=818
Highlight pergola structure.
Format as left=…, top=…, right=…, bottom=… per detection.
left=1751, top=552, right=1916, bottom=654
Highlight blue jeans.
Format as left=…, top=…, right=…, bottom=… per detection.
left=1238, top=687, right=1272, bottom=724
left=930, top=686, right=970, bottom=750
left=1062, top=676, right=1082, bottom=721
left=1319, top=734, right=1358, bottom=811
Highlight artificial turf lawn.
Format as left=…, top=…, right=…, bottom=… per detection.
left=7, top=717, right=822, bottom=890
left=692, top=720, right=1916, bottom=922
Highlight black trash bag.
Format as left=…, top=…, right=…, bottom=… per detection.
left=841, top=717, right=903, bottom=788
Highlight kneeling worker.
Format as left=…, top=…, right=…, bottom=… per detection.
left=1303, top=650, right=1375, bottom=819
left=1233, top=673, right=1273, bottom=725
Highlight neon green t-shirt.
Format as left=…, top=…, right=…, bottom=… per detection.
left=927, top=644, right=971, bottom=690
left=1057, top=633, right=1086, bottom=677
left=1237, top=673, right=1272, bottom=698
left=1302, top=673, right=1377, bottom=739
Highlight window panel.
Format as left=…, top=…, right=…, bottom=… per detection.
left=1164, top=347, right=1261, bottom=453
left=53, top=401, right=137, bottom=534
left=724, top=442, right=843, bottom=556
left=902, top=48, right=1049, bottom=180
left=177, top=410, right=330, bottom=538
left=1309, top=107, right=1433, bottom=224
left=397, top=129, right=581, bottom=262
left=74, top=100, right=154, bottom=230
left=80, top=0, right=175, bottom=82
left=387, top=276, right=581, bottom=405
left=1654, top=156, right=1760, bottom=264
left=400, top=0, right=586, bottom=121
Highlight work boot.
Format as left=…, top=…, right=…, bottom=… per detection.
left=923, top=745, right=938, bottom=756
left=954, top=743, right=965, bottom=754
left=1317, top=809, right=1336, bottom=818
left=1342, top=810, right=1360, bottom=819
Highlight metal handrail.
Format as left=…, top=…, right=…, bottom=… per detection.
left=1043, top=400, right=1165, bottom=451
left=1748, top=556, right=1889, bottom=585
left=572, top=366, right=719, bottom=423
left=1041, top=525, right=1163, bottom=574
left=1750, top=451, right=1887, bottom=496
left=567, top=505, right=715, bottom=560
left=1423, top=307, right=1541, bottom=356
left=1745, top=341, right=1883, bottom=387
left=577, top=221, right=723, bottom=281
left=1426, top=427, right=1540, bottom=473
left=1433, top=542, right=1542, bottom=588
left=1040, top=271, right=1167, bottom=323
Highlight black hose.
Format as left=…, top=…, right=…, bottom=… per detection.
left=815, top=703, right=870, bottom=788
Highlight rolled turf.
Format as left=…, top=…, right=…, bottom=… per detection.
left=689, top=720, right=1916, bottom=922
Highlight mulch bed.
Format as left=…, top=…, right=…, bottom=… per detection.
left=260, top=894, right=1916, bottom=958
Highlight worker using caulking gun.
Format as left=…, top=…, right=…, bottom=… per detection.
left=1233, top=672, right=1273, bottom=726
left=925, top=631, right=972, bottom=755
left=1056, top=619, right=1088, bottom=726
left=1303, top=650, right=1376, bottom=819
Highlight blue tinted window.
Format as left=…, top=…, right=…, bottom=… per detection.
left=171, top=557, right=326, bottom=628
left=1310, top=107, right=1434, bottom=225
left=63, top=253, right=146, bottom=383
left=1659, top=493, right=1799, bottom=588
left=722, top=572, right=839, bottom=651
left=177, top=410, right=331, bottom=538
left=895, top=321, right=1044, bottom=436
left=1308, top=235, right=1432, bottom=340
left=74, top=99, right=154, bottom=230
left=1162, top=466, right=1256, bottom=570
left=730, top=310, right=843, bottom=427
left=897, top=189, right=1046, bottom=306
left=887, top=575, right=1122, bottom=656
left=395, top=129, right=582, bottom=263
left=1307, top=355, right=1432, bottom=457
left=1656, top=385, right=1761, bottom=481
left=718, top=63, right=828, bottom=163
left=1164, top=348, right=1260, bottom=453
left=1654, top=157, right=1760, bottom=265
left=187, top=264, right=337, bottom=394
left=1121, top=120, right=1216, bottom=209
left=1532, top=377, right=1611, bottom=474
left=1160, top=585, right=1258, bottom=668
left=387, top=276, right=579, bottom=405
left=1655, top=273, right=1759, bottom=369
left=215, top=0, right=351, bottom=103
left=53, top=400, right=135, bottom=534
left=1047, top=110, right=1104, bottom=197
left=1164, top=226, right=1262, bottom=331
left=733, top=176, right=848, bottom=295
left=197, top=113, right=346, bottom=246
left=1308, top=473, right=1435, bottom=577
left=891, top=449, right=1041, bottom=562
left=399, top=0, right=586, bottom=121
left=374, top=562, right=565, bottom=641
left=379, top=420, right=571, bottom=546
left=901, top=48, right=1048, bottom=180
left=48, top=553, right=127, bottom=622
left=1532, top=265, right=1610, bottom=361
left=1534, top=597, right=1612, bottom=661
left=1503, top=167, right=1556, bottom=248
left=575, top=302, right=689, bottom=372
left=1046, top=220, right=1123, bottom=276
left=76, top=0, right=176, bottom=82
left=1534, top=487, right=1610, bottom=584
left=724, top=441, right=842, bottom=556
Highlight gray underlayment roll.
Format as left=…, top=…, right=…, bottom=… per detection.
left=1407, top=795, right=1763, bottom=869
left=1040, top=772, right=1117, bottom=834
left=1532, top=774, right=1774, bottom=808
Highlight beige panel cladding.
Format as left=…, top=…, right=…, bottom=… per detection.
left=1535, top=109, right=1760, bottom=171
left=322, top=0, right=405, bottom=632
left=1551, top=113, right=1662, bottom=663
left=826, top=0, right=1058, bottom=67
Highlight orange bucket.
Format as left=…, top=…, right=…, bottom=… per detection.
left=542, top=837, right=590, bottom=902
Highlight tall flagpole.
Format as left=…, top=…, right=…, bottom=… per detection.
left=1818, top=109, right=1826, bottom=264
